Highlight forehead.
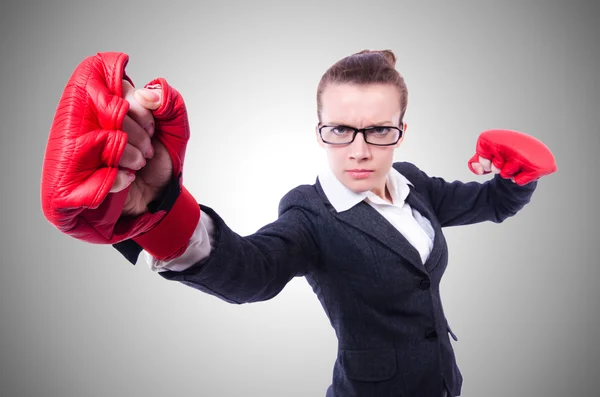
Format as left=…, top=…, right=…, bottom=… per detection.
left=321, top=83, right=401, bottom=126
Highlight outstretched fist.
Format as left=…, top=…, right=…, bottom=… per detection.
left=468, top=129, right=557, bottom=185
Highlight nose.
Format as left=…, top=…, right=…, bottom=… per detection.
left=348, top=131, right=371, bottom=160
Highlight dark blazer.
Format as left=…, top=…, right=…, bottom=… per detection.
left=114, top=161, right=538, bottom=397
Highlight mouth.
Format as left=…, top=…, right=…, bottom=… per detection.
left=346, top=169, right=373, bottom=180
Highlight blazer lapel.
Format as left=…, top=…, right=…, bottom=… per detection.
left=315, top=179, right=428, bottom=275
left=403, top=184, right=444, bottom=272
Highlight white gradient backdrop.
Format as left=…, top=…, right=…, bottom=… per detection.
left=1, top=0, right=598, bottom=396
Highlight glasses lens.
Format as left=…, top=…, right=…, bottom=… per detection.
left=364, top=127, right=400, bottom=144
left=321, top=126, right=355, bottom=144
left=321, top=126, right=400, bottom=145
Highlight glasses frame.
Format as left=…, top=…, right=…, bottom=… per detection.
left=318, top=124, right=404, bottom=146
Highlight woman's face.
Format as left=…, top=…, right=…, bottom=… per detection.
left=316, top=83, right=406, bottom=199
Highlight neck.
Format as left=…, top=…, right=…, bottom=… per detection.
left=384, top=186, right=393, bottom=204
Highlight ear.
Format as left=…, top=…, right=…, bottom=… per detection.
left=394, top=122, right=407, bottom=148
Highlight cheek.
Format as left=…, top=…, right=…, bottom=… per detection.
left=325, top=148, right=344, bottom=168
left=377, top=148, right=395, bottom=163
left=372, top=149, right=395, bottom=174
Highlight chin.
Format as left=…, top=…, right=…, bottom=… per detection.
left=344, top=179, right=375, bottom=193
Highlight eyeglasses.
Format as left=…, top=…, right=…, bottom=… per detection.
left=318, top=124, right=403, bottom=146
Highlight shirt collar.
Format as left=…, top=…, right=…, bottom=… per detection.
left=318, top=165, right=414, bottom=213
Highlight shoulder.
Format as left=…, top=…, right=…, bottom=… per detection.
left=392, top=161, right=432, bottom=191
left=277, top=183, right=322, bottom=216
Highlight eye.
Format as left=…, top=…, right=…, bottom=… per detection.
left=331, top=126, right=351, bottom=135
left=369, top=127, right=391, bottom=135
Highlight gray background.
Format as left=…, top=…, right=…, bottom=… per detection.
left=1, top=0, right=598, bottom=396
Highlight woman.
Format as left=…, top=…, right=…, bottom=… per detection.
left=41, top=49, right=555, bottom=397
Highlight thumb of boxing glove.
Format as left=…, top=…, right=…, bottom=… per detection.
left=131, top=78, right=200, bottom=261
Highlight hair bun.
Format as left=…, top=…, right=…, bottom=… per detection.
left=380, top=50, right=397, bottom=67
left=356, top=49, right=397, bottom=67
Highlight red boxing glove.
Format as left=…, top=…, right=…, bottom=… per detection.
left=40, top=52, right=200, bottom=261
left=467, top=129, right=557, bottom=185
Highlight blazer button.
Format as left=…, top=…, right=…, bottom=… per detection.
left=425, top=330, right=438, bottom=340
left=419, top=279, right=431, bottom=290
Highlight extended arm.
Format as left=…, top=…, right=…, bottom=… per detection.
left=114, top=187, right=320, bottom=304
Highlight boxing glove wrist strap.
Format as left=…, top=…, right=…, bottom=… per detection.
left=133, top=185, right=200, bottom=261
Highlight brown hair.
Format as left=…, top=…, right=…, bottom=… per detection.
left=316, top=49, right=408, bottom=125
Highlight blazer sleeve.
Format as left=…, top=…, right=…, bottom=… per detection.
left=154, top=188, right=321, bottom=304
left=400, top=162, right=538, bottom=228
